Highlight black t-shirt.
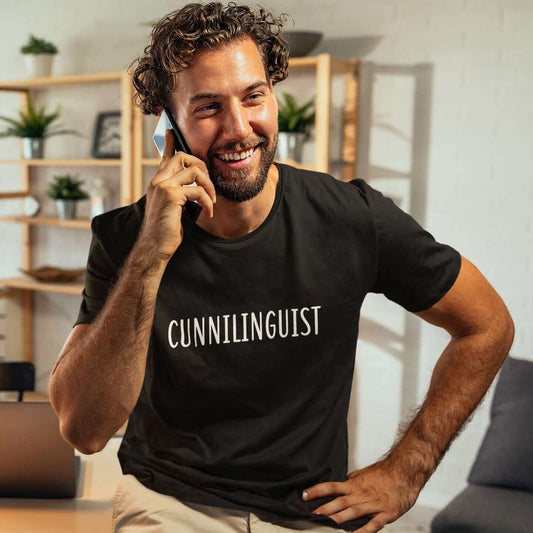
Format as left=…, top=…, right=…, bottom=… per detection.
left=74, top=162, right=461, bottom=531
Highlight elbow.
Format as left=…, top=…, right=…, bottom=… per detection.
left=503, top=314, right=515, bottom=352
left=491, top=312, right=515, bottom=370
left=496, top=301, right=515, bottom=348
left=48, top=366, right=108, bottom=455
left=48, top=373, right=61, bottom=416
left=58, top=418, right=107, bottom=455
left=485, top=302, right=515, bottom=352
left=76, top=441, right=107, bottom=456
left=72, top=433, right=107, bottom=456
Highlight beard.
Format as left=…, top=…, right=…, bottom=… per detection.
left=206, top=132, right=278, bottom=203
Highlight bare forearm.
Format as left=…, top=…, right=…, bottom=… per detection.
left=49, top=240, right=167, bottom=453
left=384, top=322, right=514, bottom=489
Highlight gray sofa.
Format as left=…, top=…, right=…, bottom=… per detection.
left=431, top=356, right=533, bottom=533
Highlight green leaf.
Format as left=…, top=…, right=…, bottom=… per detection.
left=27, top=96, right=37, bottom=122
left=20, top=34, right=58, bottom=54
left=47, top=174, right=88, bottom=199
left=0, top=115, right=24, bottom=128
left=42, top=110, right=60, bottom=129
left=0, top=128, right=22, bottom=138
left=284, top=92, right=297, bottom=114
left=277, top=91, right=315, bottom=135
left=44, top=128, right=84, bottom=138
left=0, top=96, right=71, bottom=139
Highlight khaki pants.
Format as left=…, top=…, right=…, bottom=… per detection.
left=112, top=473, right=370, bottom=532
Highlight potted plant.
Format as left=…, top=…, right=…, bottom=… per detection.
left=20, top=34, right=58, bottom=78
left=277, top=92, right=315, bottom=163
left=0, top=93, right=82, bottom=159
left=47, top=174, right=89, bottom=220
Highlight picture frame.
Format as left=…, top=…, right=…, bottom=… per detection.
left=92, top=111, right=121, bottom=158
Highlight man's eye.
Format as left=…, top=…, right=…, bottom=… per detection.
left=198, top=103, right=219, bottom=112
left=248, top=93, right=263, bottom=100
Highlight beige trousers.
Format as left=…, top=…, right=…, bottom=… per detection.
left=112, top=473, right=358, bottom=533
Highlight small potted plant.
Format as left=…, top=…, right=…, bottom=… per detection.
left=20, top=34, right=58, bottom=78
left=0, top=93, right=82, bottom=159
left=47, top=174, right=89, bottom=220
left=277, top=92, right=315, bottom=163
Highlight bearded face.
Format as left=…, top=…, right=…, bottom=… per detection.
left=171, top=37, right=279, bottom=203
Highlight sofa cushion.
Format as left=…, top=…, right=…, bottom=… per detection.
left=467, top=356, right=533, bottom=492
left=431, top=484, right=533, bottom=533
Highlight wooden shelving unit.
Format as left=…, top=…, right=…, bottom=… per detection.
left=0, top=159, right=123, bottom=166
left=0, top=215, right=92, bottom=228
left=0, top=54, right=360, bottom=363
left=0, top=71, right=135, bottom=362
left=0, top=277, right=84, bottom=295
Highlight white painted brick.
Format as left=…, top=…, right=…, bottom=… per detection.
left=465, top=0, right=504, bottom=31
left=502, top=3, right=533, bottom=32
left=463, top=28, right=505, bottom=52
left=397, top=0, right=465, bottom=19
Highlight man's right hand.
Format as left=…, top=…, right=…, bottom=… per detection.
left=139, top=129, right=217, bottom=262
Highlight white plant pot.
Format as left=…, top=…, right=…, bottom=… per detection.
left=24, top=54, right=54, bottom=78
left=55, top=200, right=78, bottom=220
left=22, top=137, right=44, bottom=159
left=276, top=132, right=306, bottom=163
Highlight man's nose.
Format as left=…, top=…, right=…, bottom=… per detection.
left=222, top=102, right=253, bottom=141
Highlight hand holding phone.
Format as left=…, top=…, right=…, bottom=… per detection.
left=140, top=117, right=217, bottom=262
left=153, top=108, right=201, bottom=213
left=153, top=107, right=191, bottom=157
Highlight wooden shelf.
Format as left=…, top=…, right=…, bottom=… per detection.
left=0, top=69, right=134, bottom=362
left=0, top=391, right=50, bottom=402
left=0, top=191, right=29, bottom=199
left=0, top=276, right=84, bottom=295
left=288, top=57, right=319, bottom=69
left=0, top=71, right=123, bottom=91
left=0, top=158, right=122, bottom=166
left=0, top=215, right=92, bottom=228
left=142, top=157, right=161, bottom=166
left=288, top=56, right=355, bottom=73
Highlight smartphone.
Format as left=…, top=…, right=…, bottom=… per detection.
left=152, top=107, right=191, bottom=157
left=153, top=107, right=202, bottom=219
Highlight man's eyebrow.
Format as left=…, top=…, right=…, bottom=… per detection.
left=245, top=81, right=269, bottom=92
left=188, top=81, right=269, bottom=105
left=189, top=92, right=219, bottom=104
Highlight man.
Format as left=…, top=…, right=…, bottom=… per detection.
left=49, top=3, right=514, bottom=533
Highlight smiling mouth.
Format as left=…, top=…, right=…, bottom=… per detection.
left=213, top=144, right=262, bottom=170
left=215, top=144, right=261, bottom=162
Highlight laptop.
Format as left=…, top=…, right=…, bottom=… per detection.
left=0, top=401, right=80, bottom=498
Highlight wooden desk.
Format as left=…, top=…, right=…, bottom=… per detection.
left=0, top=435, right=123, bottom=532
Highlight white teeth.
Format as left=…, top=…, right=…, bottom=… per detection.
left=218, top=147, right=254, bottom=162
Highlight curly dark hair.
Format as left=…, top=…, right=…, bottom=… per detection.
left=128, top=2, right=290, bottom=116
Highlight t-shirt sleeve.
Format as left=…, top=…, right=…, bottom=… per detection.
left=73, top=216, right=119, bottom=327
left=351, top=178, right=462, bottom=313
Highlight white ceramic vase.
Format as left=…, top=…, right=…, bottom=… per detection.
left=55, top=200, right=78, bottom=220
left=22, top=138, right=44, bottom=159
left=24, top=54, right=54, bottom=78
left=276, top=132, right=306, bottom=163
